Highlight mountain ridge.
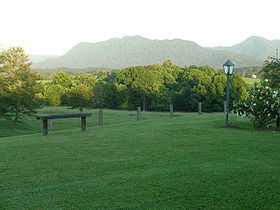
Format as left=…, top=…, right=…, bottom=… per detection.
left=211, top=36, right=280, bottom=60
left=33, top=36, right=278, bottom=70
left=29, top=54, right=59, bottom=63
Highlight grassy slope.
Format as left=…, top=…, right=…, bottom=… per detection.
left=242, top=77, right=261, bottom=86
left=1, top=108, right=280, bottom=209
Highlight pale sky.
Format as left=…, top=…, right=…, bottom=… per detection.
left=1, top=0, right=279, bottom=55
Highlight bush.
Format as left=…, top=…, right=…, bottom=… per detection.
left=233, top=80, right=280, bottom=128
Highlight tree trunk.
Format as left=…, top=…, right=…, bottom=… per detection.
left=14, top=111, right=19, bottom=124
left=142, top=95, right=146, bottom=111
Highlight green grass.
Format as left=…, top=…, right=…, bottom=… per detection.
left=1, top=107, right=280, bottom=209
left=242, top=77, right=261, bottom=86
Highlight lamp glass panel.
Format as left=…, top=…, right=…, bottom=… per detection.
left=229, top=66, right=234, bottom=74
left=223, top=66, right=229, bottom=74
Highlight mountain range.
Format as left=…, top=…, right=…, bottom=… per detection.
left=212, top=36, right=280, bottom=61
left=29, top=54, right=59, bottom=63
left=32, top=36, right=279, bottom=70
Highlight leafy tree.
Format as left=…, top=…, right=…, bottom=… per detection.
left=64, top=83, right=93, bottom=111
left=93, top=80, right=126, bottom=109
left=29, top=62, right=248, bottom=114
left=44, top=84, right=66, bottom=106
left=116, top=66, right=172, bottom=110
left=229, top=74, right=248, bottom=103
left=174, top=66, right=247, bottom=112
left=148, top=87, right=172, bottom=111
left=74, top=73, right=96, bottom=87
left=42, top=72, right=74, bottom=106
left=51, top=72, right=73, bottom=88
left=234, top=57, right=280, bottom=128
left=233, top=80, right=280, bottom=128
left=60, top=73, right=97, bottom=111
left=0, top=47, right=43, bottom=123
left=162, top=60, right=173, bottom=67
left=174, top=66, right=213, bottom=111
left=209, top=73, right=227, bottom=111
left=261, top=57, right=280, bottom=89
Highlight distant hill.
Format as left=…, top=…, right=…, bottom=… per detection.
left=32, top=67, right=111, bottom=74
left=211, top=36, right=280, bottom=60
left=32, top=36, right=263, bottom=70
left=29, top=55, right=59, bottom=63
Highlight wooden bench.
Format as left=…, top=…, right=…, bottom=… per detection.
left=36, top=113, right=92, bottom=135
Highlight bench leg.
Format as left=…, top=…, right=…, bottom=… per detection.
left=48, top=119, right=52, bottom=132
left=81, top=117, right=86, bottom=131
left=43, top=119, right=48, bottom=135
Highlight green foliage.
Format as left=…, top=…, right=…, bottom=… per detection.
left=162, top=59, right=173, bottom=67
left=234, top=58, right=280, bottom=128
left=235, top=66, right=262, bottom=78
left=242, top=77, right=261, bottom=86
left=34, top=62, right=247, bottom=113
left=261, top=57, right=280, bottom=89
left=41, top=72, right=74, bottom=106
left=116, top=65, right=176, bottom=110
left=233, top=80, right=280, bottom=128
left=60, top=73, right=97, bottom=111
left=74, top=73, right=96, bottom=87
left=51, top=72, right=73, bottom=88
left=93, top=80, right=126, bottom=109
left=229, top=74, right=248, bottom=101
left=181, top=67, right=213, bottom=111
left=0, top=47, right=43, bottom=122
left=174, top=66, right=247, bottom=112
left=64, top=83, right=93, bottom=111
left=34, top=67, right=112, bottom=75
left=44, top=84, right=65, bottom=106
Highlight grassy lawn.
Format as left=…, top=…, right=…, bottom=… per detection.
left=1, top=107, right=280, bottom=209
left=242, top=77, right=261, bottom=86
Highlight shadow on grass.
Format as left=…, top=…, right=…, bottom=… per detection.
left=218, top=123, right=280, bottom=132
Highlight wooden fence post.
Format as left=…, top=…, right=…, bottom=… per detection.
left=137, top=106, right=141, bottom=120
left=81, top=117, right=86, bottom=131
left=198, top=102, right=202, bottom=115
left=170, top=104, right=174, bottom=117
left=98, top=109, right=104, bottom=125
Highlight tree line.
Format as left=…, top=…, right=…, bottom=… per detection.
left=1, top=47, right=248, bottom=123
left=38, top=61, right=247, bottom=112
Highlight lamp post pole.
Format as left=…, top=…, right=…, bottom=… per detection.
left=225, top=73, right=230, bottom=125
left=223, top=59, right=234, bottom=126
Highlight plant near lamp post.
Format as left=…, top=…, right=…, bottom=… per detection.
left=233, top=79, right=280, bottom=128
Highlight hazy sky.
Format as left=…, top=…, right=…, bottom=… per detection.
left=1, top=0, right=279, bottom=55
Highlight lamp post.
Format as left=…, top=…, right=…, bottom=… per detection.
left=223, top=59, right=234, bottom=125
